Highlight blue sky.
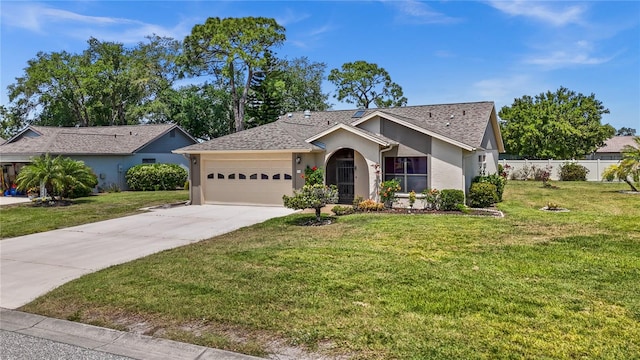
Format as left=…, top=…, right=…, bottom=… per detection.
left=1, top=1, right=638, bottom=131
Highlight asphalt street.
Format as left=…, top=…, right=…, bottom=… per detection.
left=0, top=330, right=134, bottom=360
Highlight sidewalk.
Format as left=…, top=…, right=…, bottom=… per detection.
left=0, top=196, right=30, bottom=206
left=0, top=308, right=264, bottom=360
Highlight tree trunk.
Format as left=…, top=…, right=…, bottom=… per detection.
left=625, top=179, right=638, bottom=192
left=315, top=207, right=322, bottom=222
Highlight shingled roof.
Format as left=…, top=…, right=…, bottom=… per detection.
left=0, top=124, right=193, bottom=156
left=595, top=136, right=637, bottom=153
left=176, top=101, right=498, bottom=153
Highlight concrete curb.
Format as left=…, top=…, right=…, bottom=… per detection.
left=0, top=308, right=264, bottom=360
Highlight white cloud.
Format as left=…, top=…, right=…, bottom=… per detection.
left=382, top=0, right=462, bottom=24
left=526, top=51, right=613, bottom=67
left=487, top=0, right=586, bottom=27
left=1, top=2, right=188, bottom=43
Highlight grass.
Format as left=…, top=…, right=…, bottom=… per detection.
left=0, top=190, right=188, bottom=239
left=20, top=181, right=640, bottom=359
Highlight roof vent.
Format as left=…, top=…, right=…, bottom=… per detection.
left=463, top=110, right=466, bottom=116
left=304, top=110, right=311, bottom=118
left=450, top=114, right=454, bottom=119
left=287, top=113, right=293, bottom=118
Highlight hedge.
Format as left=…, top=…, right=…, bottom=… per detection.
left=125, top=163, right=187, bottom=191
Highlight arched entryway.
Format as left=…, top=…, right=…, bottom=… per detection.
left=326, top=148, right=355, bottom=204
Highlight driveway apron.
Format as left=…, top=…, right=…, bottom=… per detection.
left=0, top=205, right=295, bottom=309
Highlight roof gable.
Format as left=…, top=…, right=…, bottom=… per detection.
left=174, top=101, right=503, bottom=154
left=305, top=123, right=396, bottom=146
left=0, top=124, right=196, bottom=155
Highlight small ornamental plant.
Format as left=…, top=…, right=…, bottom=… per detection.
left=284, top=166, right=338, bottom=222
left=421, top=188, right=440, bottom=210
left=379, top=179, right=401, bottom=208
left=303, top=166, right=323, bottom=185
left=408, top=190, right=416, bottom=209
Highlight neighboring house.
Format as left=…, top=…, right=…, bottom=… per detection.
left=588, top=136, right=637, bottom=160
left=174, top=101, right=504, bottom=206
left=0, top=124, right=197, bottom=191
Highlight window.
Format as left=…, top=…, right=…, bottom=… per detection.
left=207, top=173, right=214, bottom=179
left=217, top=173, right=224, bottom=179
left=142, top=158, right=156, bottom=164
left=384, top=157, right=427, bottom=192
left=261, top=174, right=269, bottom=180
left=239, top=174, right=246, bottom=179
left=250, top=174, right=257, bottom=180
left=273, top=174, right=281, bottom=180
left=228, top=174, right=235, bottom=179
left=284, top=174, right=292, bottom=180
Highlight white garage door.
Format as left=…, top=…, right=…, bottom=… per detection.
left=203, top=158, right=294, bottom=205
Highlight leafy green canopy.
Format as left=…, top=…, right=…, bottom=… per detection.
left=499, top=87, right=614, bottom=159
left=328, top=60, right=407, bottom=109
left=181, top=17, right=286, bottom=133
left=5, top=36, right=180, bottom=130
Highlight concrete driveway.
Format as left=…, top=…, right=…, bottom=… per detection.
left=0, top=204, right=295, bottom=309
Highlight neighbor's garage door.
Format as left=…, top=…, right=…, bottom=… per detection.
left=203, top=158, right=293, bottom=205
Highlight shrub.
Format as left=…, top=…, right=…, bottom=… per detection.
left=358, top=199, right=384, bottom=212
left=472, top=174, right=505, bottom=201
left=468, top=183, right=498, bottom=208
left=125, top=163, right=188, bottom=191
left=440, top=189, right=465, bottom=211
left=559, top=162, right=589, bottom=181
left=331, top=205, right=354, bottom=216
left=421, top=188, right=440, bottom=210
left=303, top=166, right=323, bottom=186
left=379, top=179, right=401, bottom=207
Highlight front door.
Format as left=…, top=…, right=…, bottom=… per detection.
left=336, top=159, right=354, bottom=204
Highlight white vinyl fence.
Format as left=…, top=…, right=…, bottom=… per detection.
left=499, top=159, right=620, bottom=181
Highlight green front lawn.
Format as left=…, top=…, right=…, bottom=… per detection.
left=21, top=182, right=640, bottom=359
left=0, top=190, right=188, bottom=239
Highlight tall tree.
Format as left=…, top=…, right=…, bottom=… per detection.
left=5, top=36, right=179, bottom=128
left=280, top=57, right=330, bottom=112
left=0, top=105, right=26, bottom=139
left=181, top=17, right=286, bottom=133
left=328, top=60, right=407, bottom=109
left=161, top=83, right=234, bottom=141
left=616, top=127, right=636, bottom=136
left=245, top=52, right=285, bottom=128
left=499, top=87, right=614, bottom=159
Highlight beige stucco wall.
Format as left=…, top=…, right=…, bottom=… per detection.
left=430, top=138, right=464, bottom=191
left=318, top=129, right=383, bottom=200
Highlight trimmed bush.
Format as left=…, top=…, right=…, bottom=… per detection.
left=472, top=174, right=505, bottom=201
left=331, top=205, right=354, bottom=216
left=559, top=162, right=589, bottom=181
left=126, top=163, right=188, bottom=191
left=468, top=182, right=498, bottom=208
left=440, top=189, right=465, bottom=211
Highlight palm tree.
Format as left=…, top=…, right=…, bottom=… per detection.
left=15, top=154, right=64, bottom=199
left=16, top=154, right=97, bottom=200
left=57, top=157, right=97, bottom=198
left=602, top=136, right=640, bottom=192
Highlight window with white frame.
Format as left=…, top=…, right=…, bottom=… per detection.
left=384, top=157, right=428, bottom=192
